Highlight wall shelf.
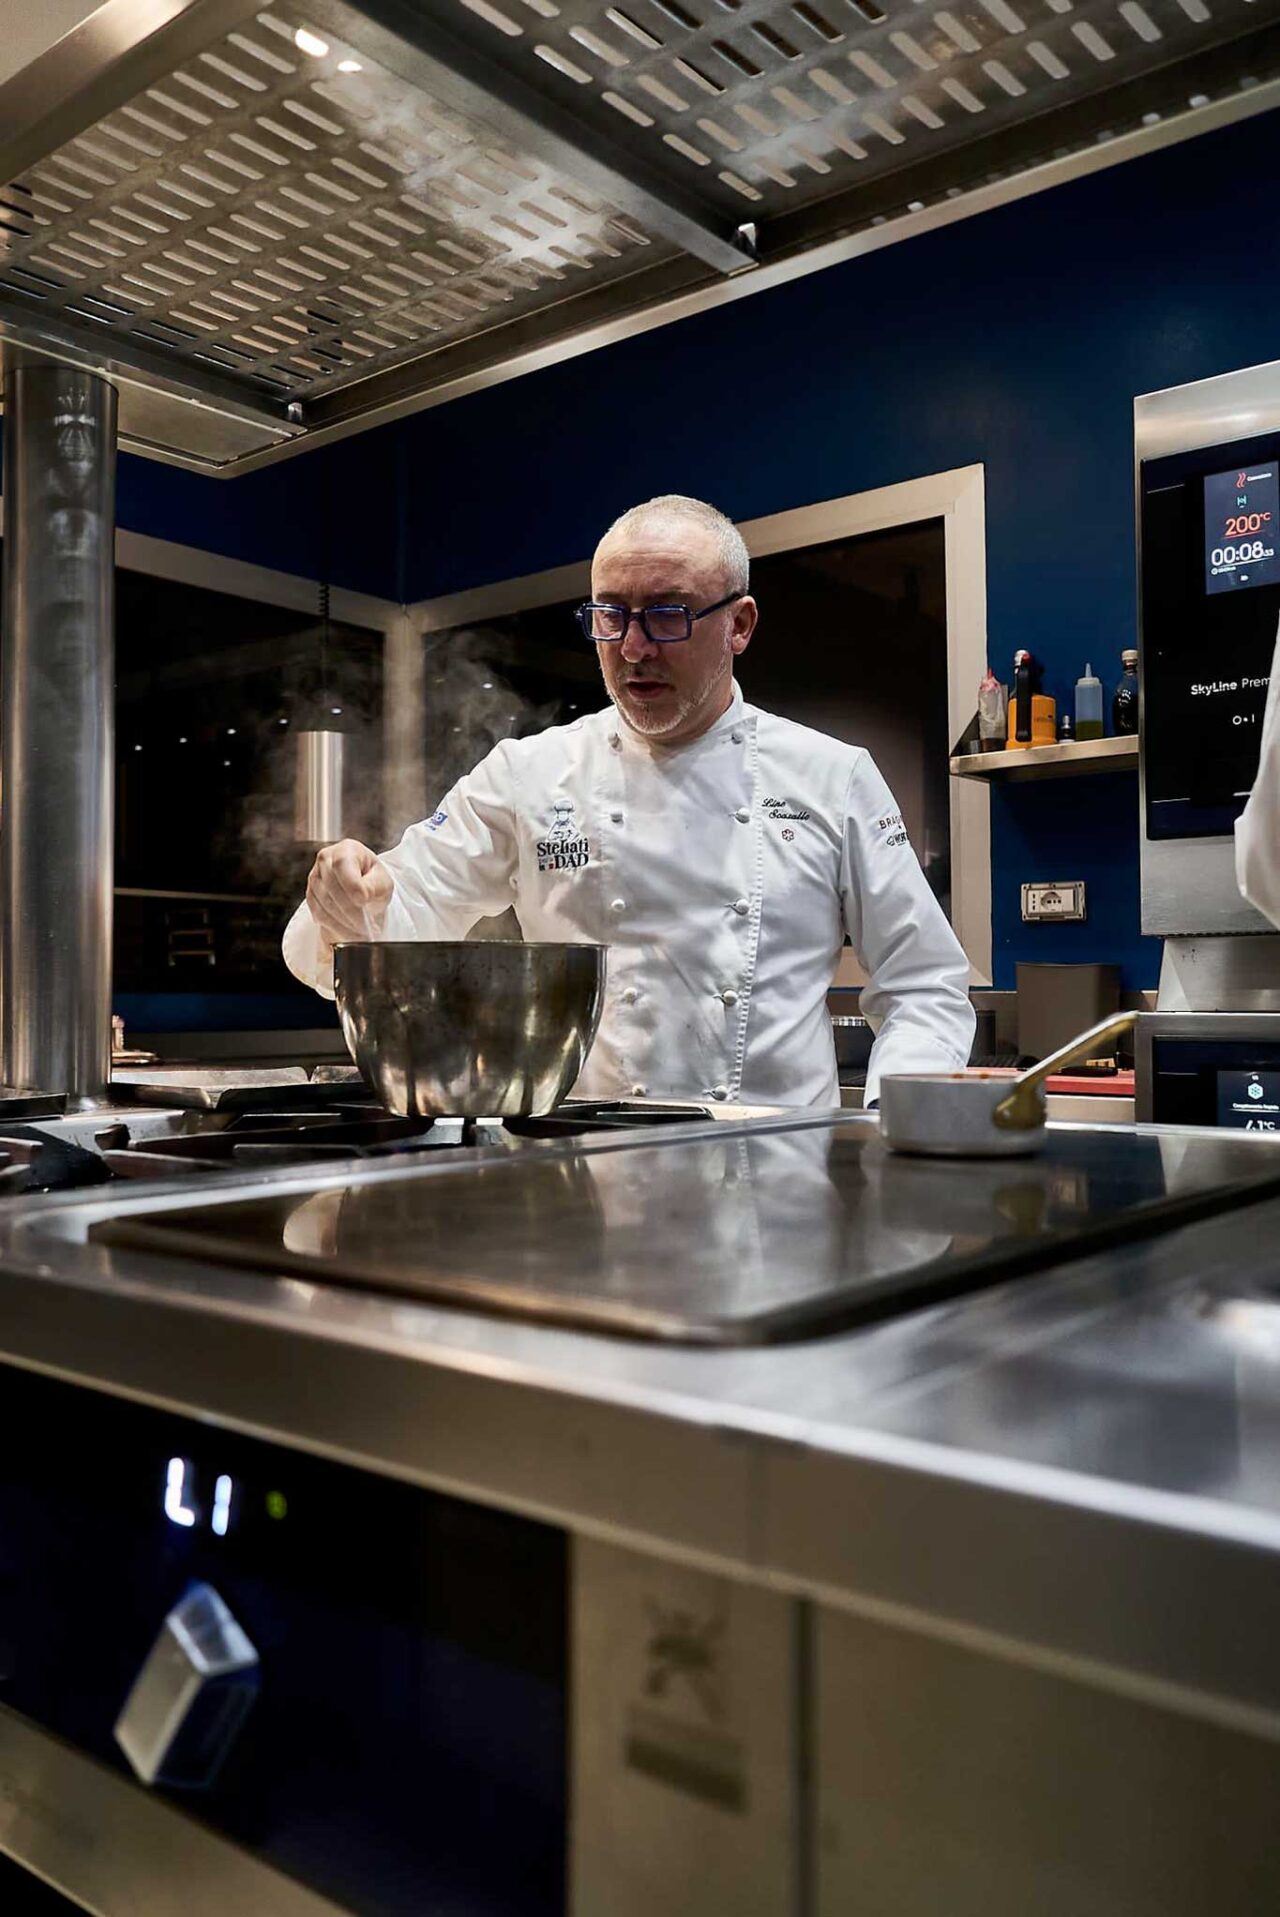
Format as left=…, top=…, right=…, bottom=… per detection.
left=950, top=736, right=1139, bottom=782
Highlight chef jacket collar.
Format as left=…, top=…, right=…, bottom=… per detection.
left=613, top=678, right=748, bottom=757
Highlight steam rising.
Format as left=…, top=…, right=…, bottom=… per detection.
left=419, top=627, right=565, bottom=940
left=421, top=625, right=562, bottom=803
left=218, top=616, right=382, bottom=896
left=222, top=619, right=572, bottom=955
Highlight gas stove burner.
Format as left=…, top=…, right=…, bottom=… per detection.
left=0, top=1125, right=114, bottom=1195
left=0, top=1095, right=720, bottom=1193
left=101, top=1108, right=465, bottom=1180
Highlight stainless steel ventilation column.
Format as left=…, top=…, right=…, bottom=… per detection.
left=1, top=361, right=116, bottom=1104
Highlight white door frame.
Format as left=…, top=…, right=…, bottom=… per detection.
left=409, top=466, right=992, bottom=984
left=0, top=497, right=404, bottom=634
left=111, top=524, right=403, bottom=635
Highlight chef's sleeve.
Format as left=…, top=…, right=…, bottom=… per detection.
left=282, top=742, right=520, bottom=999
left=839, top=754, right=975, bottom=1105
left=1235, top=623, right=1280, bottom=930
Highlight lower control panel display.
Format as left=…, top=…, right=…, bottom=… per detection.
left=1216, top=1069, right=1280, bottom=1132
left=0, top=1365, right=567, bottom=1916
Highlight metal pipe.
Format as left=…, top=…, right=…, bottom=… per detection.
left=294, top=728, right=344, bottom=845
left=383, top=610, right=427, bottom=843
left=1, top=361, right=117, bottom=1105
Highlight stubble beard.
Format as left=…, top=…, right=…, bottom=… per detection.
left=606, top=638, right=733, bottom=741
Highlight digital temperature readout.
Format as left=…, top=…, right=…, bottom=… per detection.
left=1205, top=463, right=1280, bottom=594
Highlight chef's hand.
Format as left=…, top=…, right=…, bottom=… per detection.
left=305, top=839, right=394, bottom=956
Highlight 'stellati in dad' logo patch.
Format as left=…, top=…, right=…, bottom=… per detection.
left=537, top=798, right=591, bottom=872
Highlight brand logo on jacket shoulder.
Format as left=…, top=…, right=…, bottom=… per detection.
left=537, top=798, right=591, bottom=871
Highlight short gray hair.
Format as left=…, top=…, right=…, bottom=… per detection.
left=600, top=494, right=750, bottom=594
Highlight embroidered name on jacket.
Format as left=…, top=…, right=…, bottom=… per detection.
left=763, top=795, right=812, bottom=823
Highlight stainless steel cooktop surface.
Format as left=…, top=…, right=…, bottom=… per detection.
left=94, top=1118, right=1280, bottom=1343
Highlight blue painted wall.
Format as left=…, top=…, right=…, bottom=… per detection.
left=116, top=425, right=403, bottom=601
left=389, top=106, right=1280, bottom=990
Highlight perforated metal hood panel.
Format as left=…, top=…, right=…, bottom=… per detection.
left=425, top=0, right=1277, bottom=222
left=2, top=0, right=1278, bottom=468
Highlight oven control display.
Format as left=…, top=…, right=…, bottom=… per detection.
left=1205, top=463, right=1280, bottom=595
left=1141, top=434, right=1279, bottom=841
left=1216, top=1069, right=1280, bottom=1131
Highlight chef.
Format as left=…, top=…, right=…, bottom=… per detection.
left=284, top=494, right=975, bottom=1106
left=1236, top=620, right=1280, bottom=930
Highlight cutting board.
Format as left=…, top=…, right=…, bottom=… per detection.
left=1045, top=1071, right=1135, bottom=1097
left=961, top=1067, right=1136, bottom=1098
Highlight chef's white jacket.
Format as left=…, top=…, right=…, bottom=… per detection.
left=283, top=684, right=975, bottom=1107
left=1236, top=625, right=1280, bottom=930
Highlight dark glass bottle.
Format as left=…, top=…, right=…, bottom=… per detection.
left=1113, top=649, right=1139, bottom=735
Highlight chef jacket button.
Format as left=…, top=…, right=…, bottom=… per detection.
left=610, top=897, right=626, bottom=914
left=721, top=989, right=739, bottom=1006
left=621, top=988, right=638, bottom=1005
left=712, top=1085, right=728, bottom=1100
left=610, top=734, right=621, bottom=750
left=731, top=898, right=750, bottom=916
left=734, top=806, right=750, bottom=824
left=632, top=1084, right=646, bottom=1097
left=730, top=729, right=743, bottom=744
left=610, top=809, right=624, bottom=824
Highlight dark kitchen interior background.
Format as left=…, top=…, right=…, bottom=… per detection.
left=110, top=567, right=382, bottom=1021
left=0, top=549, right=384, bottom=1031
left=0, top=516, right=945, bottom=1033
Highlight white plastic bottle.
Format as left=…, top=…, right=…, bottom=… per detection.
left=1075, top=663, right=1104, bottom=741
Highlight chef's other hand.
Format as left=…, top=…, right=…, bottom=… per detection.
left=305, top=839, right=393, bottom=953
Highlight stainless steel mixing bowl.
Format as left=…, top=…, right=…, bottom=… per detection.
left=333, top=940, right=607, bottom=1117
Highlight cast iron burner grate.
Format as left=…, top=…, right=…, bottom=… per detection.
left=505, top=1102, right=706, bottom=1137
left=0, top=1095, right=713, bottom=1194
left=71, top=1098, right=709, bottom=1186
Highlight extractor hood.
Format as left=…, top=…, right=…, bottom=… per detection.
left=2, top=0, right=1278, bottom=471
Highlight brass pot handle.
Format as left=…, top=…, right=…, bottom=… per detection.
left=992, top=1009, right=1138, bottom=1131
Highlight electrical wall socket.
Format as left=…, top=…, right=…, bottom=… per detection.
left=1022, top=881, right=1087, bottom=922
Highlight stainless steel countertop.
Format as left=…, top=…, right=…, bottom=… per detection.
left=3, top=1109, right=1280, bottom=1737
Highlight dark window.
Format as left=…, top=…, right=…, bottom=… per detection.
left=113, top=567, right=382, bottom=997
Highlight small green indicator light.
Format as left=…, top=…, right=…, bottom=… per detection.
left=266, top=1491, right=288, bottom=1521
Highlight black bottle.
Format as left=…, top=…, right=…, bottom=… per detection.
left=1113, top=649, right=1139, bottom=735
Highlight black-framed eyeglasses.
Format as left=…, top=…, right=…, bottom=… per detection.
left=575, top=591, right=746, bottom=645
